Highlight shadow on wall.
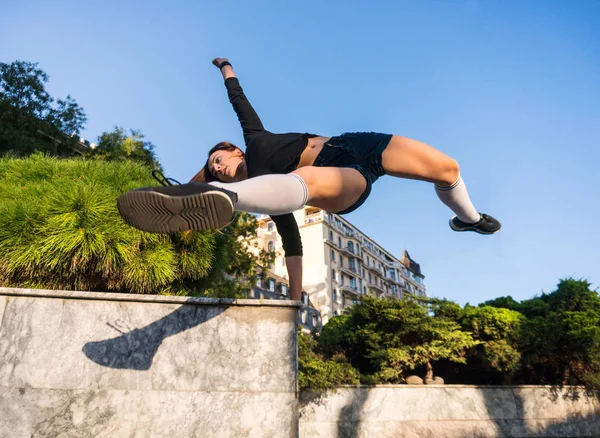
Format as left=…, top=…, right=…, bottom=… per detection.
left=337, top=387, right=369, bottom=438
left=300, top=386, right=370, bottom=438
left=82, top=304, right=225, bottom=370
left=481, top=385, right=600, bottom=437
left=301, top=386, right=600, bottom=438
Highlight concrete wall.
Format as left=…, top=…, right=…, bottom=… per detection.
left=0, top=287, right=300, bottom=438
left=3, top=287, right=600, bottom=438
left=299, top=386, right=600, bottom=438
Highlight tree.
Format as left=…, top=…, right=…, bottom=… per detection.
left=298, top=326, right=360, bottom=390
left=480, top=295, right=523, bottom=313
left=86, top=126, right=160, bottom=169
left=0, top=60, right=86, bottom=156
left=319, top=296, right=478, bottom=383
left=459, top=306, right=525, bottom=380
left=519, top=279, right=600, bottom=388
left=186, top=212, right=276, bottom=298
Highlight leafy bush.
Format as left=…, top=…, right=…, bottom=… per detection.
left=0, top=153, right=218, bottom=294
left=298, top=327, right=360, bottom=390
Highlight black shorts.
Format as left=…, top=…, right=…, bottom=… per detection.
left=312, top=132, right=393, bottom=214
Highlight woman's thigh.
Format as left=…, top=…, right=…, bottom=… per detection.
left=292, top=166, right=367, bottom=213
left=381, top=135, right=459, bottom=185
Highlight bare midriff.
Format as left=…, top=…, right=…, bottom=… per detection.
left=296, top=136, right=330, bottom=169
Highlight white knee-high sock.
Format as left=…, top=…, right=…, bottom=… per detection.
left=209, top=173, right=309, bottom=215
left=435, top=174, right=481, bottom=223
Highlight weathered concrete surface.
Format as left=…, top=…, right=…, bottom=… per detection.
left=0, top=287, right=300, bottom=438
left=299, top=386, right=600, bottom=437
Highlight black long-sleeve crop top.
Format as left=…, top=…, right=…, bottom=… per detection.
left=224, top=77, right=318, bottom=257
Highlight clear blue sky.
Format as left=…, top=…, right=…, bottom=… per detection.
left=2, top=0, right=599, bottom=305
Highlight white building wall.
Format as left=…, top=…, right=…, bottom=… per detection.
left=254, top=208, right=426, bottom=325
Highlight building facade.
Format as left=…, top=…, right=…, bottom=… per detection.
left=254, top=207, right=426, bottom=324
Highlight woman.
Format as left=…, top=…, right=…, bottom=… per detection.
left=118, top=57, right=501, bottom=300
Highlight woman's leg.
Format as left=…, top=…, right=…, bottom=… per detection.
left=211, top=167, right=367, bottom=214
left=292, top=167, right=367, bottom=213
left=381, top=135, right=482, bottom=224
left=209, top=167, right=366, bottom=215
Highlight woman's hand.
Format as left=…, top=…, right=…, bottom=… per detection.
left=212, top=57, right=229, bottom=68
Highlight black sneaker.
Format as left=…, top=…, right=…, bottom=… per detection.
left=117, top=182, right=238, bottom=233
left=449, top=213, right=501, bottom=235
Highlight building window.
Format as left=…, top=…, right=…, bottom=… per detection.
left=359, top=279, right=362, bottom=291
left=281, top=285, right=288, bottom=296
left=342, top=295, right=346, bottom=307
left=268, top=241, right=275, bottom=251
left=332, top=269, right=336, bottom=282
left=350, top=277, right=356, bottom=289
left=338, top=236, right=342, bottom=247
left=256, top=278, right=262, bottom=287
left=312, top=315, right=317, bottom=327
left=340, top=256, right=344, bottom=267
left=267, top=222, right=274, bottom=232
left=348, top=258, right=355, bottom=270
left=329, top=230, right=333, bottom=241
left=356, top=244, right=360, bottom=255
left=301, top=311, right=307, bottom=324
left=254, top=289, right=261, bottom=298
left=333, top=289, right=337, bottom=303
left=302, top=292, right=308, bottom=305
left=268, top=279, right=275, bottom=291
left=363, top=286, right=367, bottom=294
left=331, top=249, right=335, bottom=261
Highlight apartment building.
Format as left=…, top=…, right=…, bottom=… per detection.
left=255, top=207, right=426, bottom=324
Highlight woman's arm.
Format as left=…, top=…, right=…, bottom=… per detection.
left=212, top=57, right=265, bottom=144
left=285, top=256, right=303, bottom=301
left=270, top=213, right=304, bottom=300
left=213, top=57, right=236, bottom=80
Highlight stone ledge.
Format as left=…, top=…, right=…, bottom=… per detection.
left=0, top=287, right=302, bottom=308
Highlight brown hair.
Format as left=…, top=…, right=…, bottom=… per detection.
left=190, top=142, right=244, bottom=183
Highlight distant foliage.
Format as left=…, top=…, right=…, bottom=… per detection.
left=0, top=60, right=86, bottom=156
left=85, top=126, right=160, bottom=170
left=299, top=279, right=600, bottom=391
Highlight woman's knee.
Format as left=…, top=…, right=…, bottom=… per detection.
left=437, top=157, right=460, bottom=186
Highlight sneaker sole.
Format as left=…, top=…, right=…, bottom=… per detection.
left=449, top=217, right=500, bottom=235
left=117, top=189, right=234, bottom=233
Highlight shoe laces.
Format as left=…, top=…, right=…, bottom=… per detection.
left=152, top=169, right=181, bottom=187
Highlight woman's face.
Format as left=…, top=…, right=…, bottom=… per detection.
left=208, top=148, right=247, bottom=182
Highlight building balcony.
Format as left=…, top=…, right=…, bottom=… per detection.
left=365, top=263, right=383, bottom=276
left=344, top=229, right=361, bottom=242
left=339, top=284, right=360, bottom=296
left=324, top=239, right=339, bottom=249
left=367, top=282, right=385, bottom=293
left=340, top=246, right=359, bottom=257
left=304, top=212, right=324, bottom=225
left=340, top=266, right=358, bottom=277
